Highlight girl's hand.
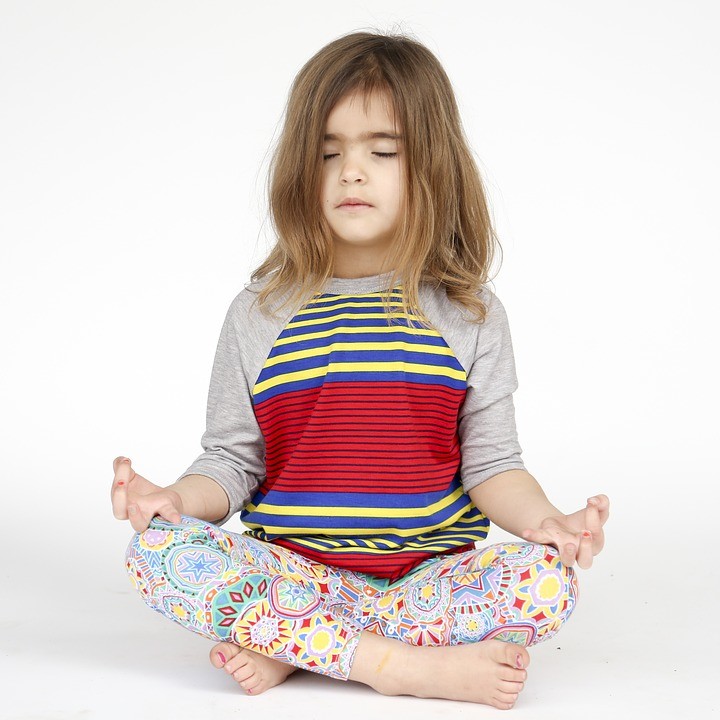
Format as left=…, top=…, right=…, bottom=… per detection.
left=520, top=494, right=610, bottom=569
left=111, top=456, right=184, bottom=532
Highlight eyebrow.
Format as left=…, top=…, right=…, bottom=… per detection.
left=323, top=131, right=403, bottom=142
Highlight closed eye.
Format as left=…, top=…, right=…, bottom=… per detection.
left=322, top=152, right=397, bottom=160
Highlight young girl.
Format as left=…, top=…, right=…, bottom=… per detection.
left=111, top=30, right=609, bottom=710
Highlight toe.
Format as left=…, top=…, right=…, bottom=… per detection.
left=498, top=666, right=527, bottom=683
left=225, top=650, right=252, bottom=674
left=209, top=642, right=237, bottom=668
left=227, top=657, right=252, bottom=676
left=492, top=696, right=516, bottom=711
left=233, top=666, right=256, bottom=684
left=509, top=644, right=530, bottom=670
left=244, top=676, right=266, bottom=695
left=492, top=640, right=529, bottom=670
left=498, top=679, right=524, bottom=694
left=494, top=691, right=519, bottom=708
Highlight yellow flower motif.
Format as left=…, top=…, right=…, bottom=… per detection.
left=420, top=584, right=435, bottom=601
left=232, top=600, right=292, bottom=656
left=294, top=615, right=344, bottom=669
left=514, top=562, right=567, bottom=618
left=170, top=603, right=188, bottom=621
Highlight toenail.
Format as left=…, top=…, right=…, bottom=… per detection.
left=218, top=652, right=226, bottom=664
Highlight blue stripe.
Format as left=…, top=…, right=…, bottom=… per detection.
left=248, top=482, right=463, bottom=509
left=292, top=303, right=410, bottom=323
left=259, top=349, right=461, bottom=376
left=303, top=289, right=404, bottom=309
left=280, top=315, right=425, bottom=336
left=241, top=493, right=474, bottom=532
left=267, top=330, right=451, bottom=358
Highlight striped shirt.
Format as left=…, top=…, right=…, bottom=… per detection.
left=179, top=271, right=525, bottom=580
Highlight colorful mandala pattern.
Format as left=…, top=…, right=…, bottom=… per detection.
left=125, top=515, right=579, bottom=680
left=232, top=599, right=293, bottom=656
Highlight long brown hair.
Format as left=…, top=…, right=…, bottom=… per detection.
left=249, top=29, right=503, bottom=328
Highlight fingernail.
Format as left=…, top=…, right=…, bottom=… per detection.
left=117, top=481, right=124, bottom=486
left=218, top=651, right=226, bottom=664
left=515, top=653, right=524, bottom=669
left=246, top=688, right=253, bottom=694
left=582, top=530, right=592, bottom=538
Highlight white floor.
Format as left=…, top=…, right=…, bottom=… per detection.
left=2, top=510, right=716, bottom=720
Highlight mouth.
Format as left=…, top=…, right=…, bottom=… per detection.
left=338, top=198, right=372, bottom=208
left=338, top=203, right=373, bottom=211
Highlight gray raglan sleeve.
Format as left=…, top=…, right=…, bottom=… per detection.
left=458, top=289, right=526, bottom=493
left=176, top=292, right=265, bottom=525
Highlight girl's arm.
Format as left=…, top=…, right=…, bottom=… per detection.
left=169, top=473, right=230, bottom=523
left=468, top=468, right=560, bottom=536
left=468, top=468, right=609, bottom=568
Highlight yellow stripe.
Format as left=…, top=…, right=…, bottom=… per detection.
left=285, top=311, right=425, bottom=332
left=273, top=323, right=440, bottom=348
left=306, top=289, right=404, bottom=307
left=283, top=536, right=485, bottom=555
left=241, top=500, right=473, bottom=537
left=254, top=360, right=465, bottom=395
left=261, top=341, right=455, bottom=371
left=244, top=486, right=465, bottom=519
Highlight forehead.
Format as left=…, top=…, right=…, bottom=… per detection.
left=323, top=90, right=401, bottom=141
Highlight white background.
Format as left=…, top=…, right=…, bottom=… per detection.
left=1, top=1, right=718, bottom=718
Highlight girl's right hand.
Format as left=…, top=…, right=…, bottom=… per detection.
left=111, top=456, right=184, bottom=532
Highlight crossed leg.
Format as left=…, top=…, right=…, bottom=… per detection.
left=125, top=516, right=577, bottom=709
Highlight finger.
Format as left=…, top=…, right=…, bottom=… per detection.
left=157, top=500, right=182, bottom=525
left=587, top=494, right=610, bottom=525
left=586, top=498, right=608, bottom=553
left=111, top=457, right=134, bottom=519
left=112, top=456, right=135, bottom=488
left=521, top=527, right=553, bottom=546
left=576, top=531, right=594, bottom=569
left=559, top=540, right=579, bottom=567
left=583, top=502, right=602, bottom=536
left=127, top=502, right=150, bottom=533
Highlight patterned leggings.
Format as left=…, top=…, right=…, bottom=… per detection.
left=125, top=515, right=579, bottom=680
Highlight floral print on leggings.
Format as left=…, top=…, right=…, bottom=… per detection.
left=125, top=515, right=578, bottom=681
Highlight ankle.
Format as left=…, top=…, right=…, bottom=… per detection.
left=348, top=631, right=417, bottom=696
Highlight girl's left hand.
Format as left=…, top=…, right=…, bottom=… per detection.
left=521, top=494, right=610, bottom=569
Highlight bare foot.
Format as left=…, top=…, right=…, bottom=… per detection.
left=209, top=641, right=297, bottom=695
left=351, top=632, right=530, bottom=710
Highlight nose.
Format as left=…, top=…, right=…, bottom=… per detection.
left=339, top=152, right=367, bottom=184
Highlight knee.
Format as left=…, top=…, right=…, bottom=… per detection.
left=124, top=524, right=179, bottom=605
left=124, top=517, right=237, bottom=604
left=541, top=544, right=579, bottom=604
left=534, top=544, right=579, bottom=626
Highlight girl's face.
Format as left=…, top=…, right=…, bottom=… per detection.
left=320, top=90, right=405, bottom=277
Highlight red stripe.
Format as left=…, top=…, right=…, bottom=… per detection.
left=268, top=479, right=453, bottom=493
